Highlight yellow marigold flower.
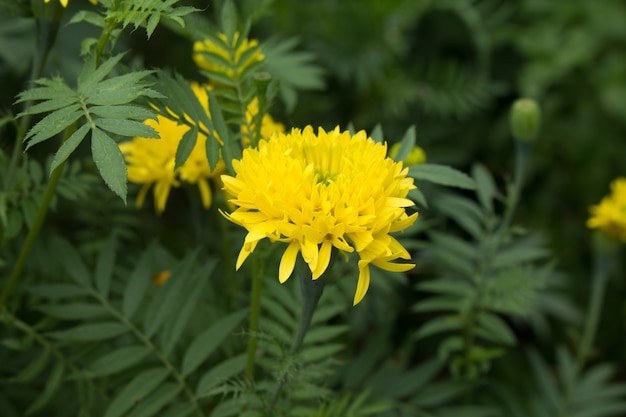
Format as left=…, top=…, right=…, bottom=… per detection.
left=221, top=126, right=418, bottom=305
left=193, top=33, right=264, bottom=79
left=119, top=83, right=226, bottom=214
left=587, top=177, right=626, bottom=242
left=44, top=0, right=97, bottom=6
left=389, top=143, right=427, bottom=166
left=241, top=98, right=285, bottom=145
left=152, top=270, right=171, bottom=286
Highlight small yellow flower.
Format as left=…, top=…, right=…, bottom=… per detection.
left=587, top=177, right=626, bottom=242
left=119, top=83, right=226, bottom=213
left=221, top=126, right=418, bottom=305
left=152, top=270, right=171, bottom=286
left=389, top=143, right=427, bottom=166
left=44, top=0, right=97, bottom=6
left=193, top=33, right=264, bottom=80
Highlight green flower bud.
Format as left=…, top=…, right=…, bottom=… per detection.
left=510, top=98, right=541, bottom=142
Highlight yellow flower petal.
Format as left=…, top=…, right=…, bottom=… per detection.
left=279, top=241, right=300, bottom=283
left=353, top=261, right=371, bottom=306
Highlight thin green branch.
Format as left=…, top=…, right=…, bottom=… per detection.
left=245, top=254, right=264, bottom=381
left=89, top=289, right=206, bottom=417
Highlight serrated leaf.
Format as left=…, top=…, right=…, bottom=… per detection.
left=302, top=325, right=348, bottom=345
left=91, top=128, right=127, bottom=203
left=88, top=346, right=151, bottom=378
left=25, top=96, right=78, bottom=115
left=89, top=105, right=156, bottom=120
left=174, top=125, right=198, bottom=169
left=412, top=296, right=461, bottom=313
left=122, top=247, right=153, bottom=320
left=49, top=321, right=128, bottom=342
left=24, top=105, right=83, bottom=150
left=96, top=118, right=159, bottom=138
left=392, top=125, right=417, bottom=163
left=83, top=71, right=154, bottom=106
left=409, top=164, right=476, bottom=190
left=50, top=123, right=90, bottom=174
left=37, top=303, right=108, bottom=320
left=181, top=309, right=247, bottom=376
left=78, top=53, right=125, bottom=90
left=25, top=362, right=64, bottom=415
left=16, top=78, right=74, bottom=105
left=145, top=13, right=160, bottom=39
left=103, top=367, right=169, bottom=417
left=196, top=354, right=246, bottom=396
left=95, top=232, right=116, bottom=297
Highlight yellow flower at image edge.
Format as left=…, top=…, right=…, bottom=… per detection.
left=587, top=177, right=626, bottom=242
left=44, top=0, right=97, bottom=6
left=221, top=126, right=418, bottom=305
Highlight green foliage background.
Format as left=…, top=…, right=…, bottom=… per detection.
left=0, top=0, right=625, bottom=416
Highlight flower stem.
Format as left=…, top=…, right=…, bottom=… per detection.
left=266, top=260, right=325, bottom=416
left=245, top=254, right=264, bottom=381
left=576, top=232, right=615, bottom=369
left=0, top=125, right=76, bottom=308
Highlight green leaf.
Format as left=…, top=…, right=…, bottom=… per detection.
left=472, top=163, right=497, bottom=213
left=96, top=118, right=159, bottom=138
left=195, top=354, right=246, bottom=396
left=122, top=246, right=153, bottom=320
left=143, top=251, right=198, bottom=338
left=95, top=232, right=117, bottom=297
left=476, top=312, right=516, bottom=345
left=493, top=246, right=550, bottom=269
left=25, top=362, right=64, bottom=415
left=50, top=123, right=90, bottom=174
left=55, top=237, right=91, bottom=287
left=412, top=381, right=466, bottom=407
left=27, top=284, right=87, bottom=298
left=37, top=303, right=108, bottom=320
left=79, top=53, right=125, bottom=90
left=49, top=321, right=128, bottom=342
left=25, top=96, right=78, bottom=115
left=302, top=325, right=348, bottom=345
left=412, top=296, right=461, bottom=313
left=89, top=105, right=156, bottom=121
left=208, top=90, right=236, bottom=173
left=409, top=164, right=476, bottom=190
left=88, top=346, right=151, bottom=378
left=163, top=259, right=219, bottom=354
left=392, top=125, right=417, bottom=163
left=221, top=0, right=238, bottom=44
left=103, top=367, right=169, bottom=417
left=125, top=383, right=181, bottom=417
left=174, top=125, right=198, bottom=169
left=83, top=71, right=154, bottom=106
left=91, top=128, right=128, bottom=203
left=24, top=104, right=83, bottom=150
left=415, top=315, right=463, bottom=340
left=181, top=309, right=247, bottom=376
left=13, top=350, right=51, bottom=383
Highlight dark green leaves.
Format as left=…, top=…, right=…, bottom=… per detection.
left=16, top=54, right=160, bottom=203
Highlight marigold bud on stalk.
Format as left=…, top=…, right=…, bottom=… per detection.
left=510, top=98, right=541, bottom=142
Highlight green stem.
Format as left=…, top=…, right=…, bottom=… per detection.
left=90, top=289, right=205, bottom=417
left=245, top=254, right=264, bottom=381
left=576, top=233, right=615, bottom=369
left=0, top=125, right=76, bottom=308
left=1, top=309, right=109, bottom=403
left=266, top=260, right=325, bottom=416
